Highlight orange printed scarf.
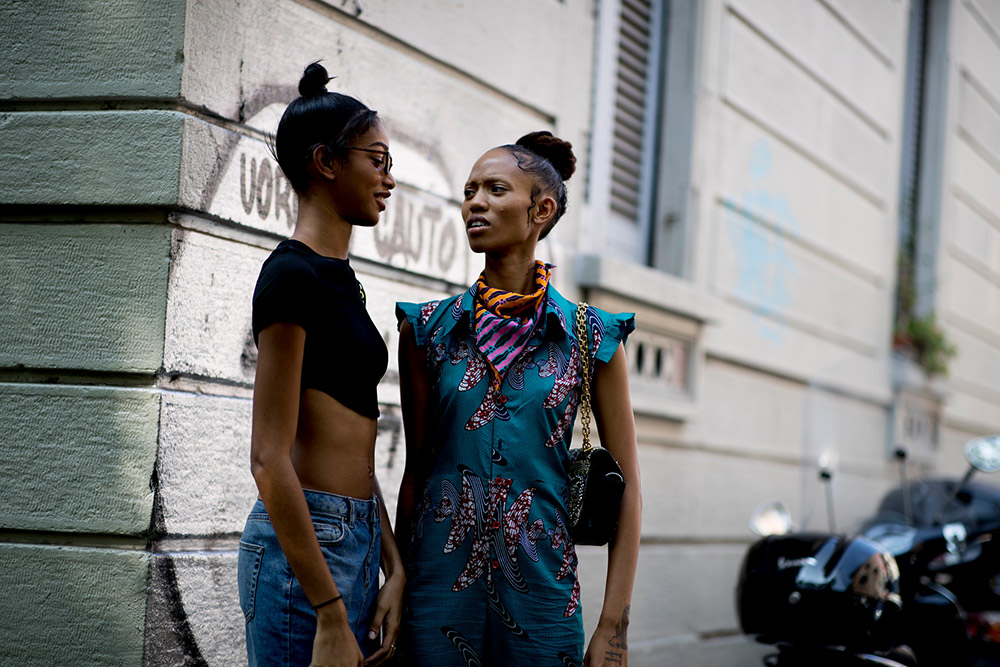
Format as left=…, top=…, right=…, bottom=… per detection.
left=472, top=262, right=552, bottom=391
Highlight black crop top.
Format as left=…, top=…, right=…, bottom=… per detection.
left=252, top=239, right=388, bottom=419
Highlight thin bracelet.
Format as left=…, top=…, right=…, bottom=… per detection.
left=310, top=594, right=343, bottom=611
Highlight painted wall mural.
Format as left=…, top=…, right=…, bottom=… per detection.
left=724, top=139, right=798, bottom=345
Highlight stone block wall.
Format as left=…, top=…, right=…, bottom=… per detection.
left=1, top=0, right=187, bottom=662
left=1, top=0, right=598, bottom=663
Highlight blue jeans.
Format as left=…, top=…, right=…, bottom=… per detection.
left=238, top=490, right=382, bottom=666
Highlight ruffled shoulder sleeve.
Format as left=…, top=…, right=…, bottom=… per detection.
left=396, top=297, right=460, bottom=347
left=395, top=302, right=434, bottom=347
left=583, top=305, right=636, bottom=364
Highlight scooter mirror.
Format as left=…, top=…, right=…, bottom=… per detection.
left=749, top=501, right=793, bottom=536
left=965, top=435, right=1000, bottom=473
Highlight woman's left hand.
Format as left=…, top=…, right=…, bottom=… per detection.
left=585, top=343, right=639, bottom=667
left=363, top=571, right=406, bottom=665
left=583, top=616, right=629, bottom=666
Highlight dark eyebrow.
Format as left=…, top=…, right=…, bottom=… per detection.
left=467, top=176, right=511, bottom=187
left=367, top=141, right=389, bottom=150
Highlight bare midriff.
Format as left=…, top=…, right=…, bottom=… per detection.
left=289, top=388, right=378, bottom=500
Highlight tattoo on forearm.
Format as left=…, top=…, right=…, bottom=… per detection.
left=608, top=605, right=630, bottom=650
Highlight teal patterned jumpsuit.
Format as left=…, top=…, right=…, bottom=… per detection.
left=395, top=284, right=634, bottom=666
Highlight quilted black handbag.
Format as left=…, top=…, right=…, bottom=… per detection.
left=567, top=302, right=626, bottom=546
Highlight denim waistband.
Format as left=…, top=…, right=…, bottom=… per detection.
left=250, top=489, right=378, bottom=527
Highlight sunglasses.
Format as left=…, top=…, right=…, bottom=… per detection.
left=346, top=147, right=392, bottom=175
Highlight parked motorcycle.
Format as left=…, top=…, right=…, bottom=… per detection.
left=736, top=435, right=1000, bottom=667
left=861, top=440, right=1000, bottom=667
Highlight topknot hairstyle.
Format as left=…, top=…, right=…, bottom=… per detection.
left=501, top=131, right=577, bottom=240
left=274, top=62, right=380, bottom=193
left=298, top=61, right=331, bottom=97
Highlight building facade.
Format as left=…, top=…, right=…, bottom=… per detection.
left=1, top=0, right=999, bottom=665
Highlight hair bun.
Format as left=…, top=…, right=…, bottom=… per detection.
left=515, top=131, right=576, bottom=181
left=298, top=62, right=331, bottom=98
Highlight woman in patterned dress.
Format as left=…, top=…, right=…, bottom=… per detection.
left=394, top=132, right=642, bottom=666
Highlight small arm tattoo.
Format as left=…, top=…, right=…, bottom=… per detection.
left=608, top=605, right=630, bottom=650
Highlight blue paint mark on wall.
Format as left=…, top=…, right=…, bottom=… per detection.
left=724, top=139, right=798, bottom=345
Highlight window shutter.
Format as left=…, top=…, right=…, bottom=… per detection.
left=610, top=0, right=654, bottom=221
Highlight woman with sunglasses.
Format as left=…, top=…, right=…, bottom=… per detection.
left=394, top=132, right=642, bottom=666
left=237, top=62, right=404, bottom=667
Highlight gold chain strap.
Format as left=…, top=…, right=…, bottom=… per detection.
left=576, top=302, right=593, bottom=451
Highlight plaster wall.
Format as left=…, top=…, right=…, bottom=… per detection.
left=621, top=1, right=912, bottom=660
left=935, top=0, right=1000, bottom=442
left=690, top=0, right=908, bottom=489
left=646, top=3, right=1000, bottom=661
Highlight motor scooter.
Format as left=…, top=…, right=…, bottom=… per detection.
left=736, top=435, right=1000, bottom=667
left=860, top=440, right=1000, bottom=667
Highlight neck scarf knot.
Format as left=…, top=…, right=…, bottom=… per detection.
left=473, top=262, right=552, bottom=391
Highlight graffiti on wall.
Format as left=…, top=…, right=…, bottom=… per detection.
left=352, top=185, right=467, bottom=284
left=724, top=139, right=798, bottom=345
left=239, top=153, right=297, bottom=227
left=204, top=102, right=471, bottom=286
left=202, top=101, right=297, bottom=237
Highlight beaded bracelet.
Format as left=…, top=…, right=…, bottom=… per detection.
left=311, top=594, right=343, bottom=611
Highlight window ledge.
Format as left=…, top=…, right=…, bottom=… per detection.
left=891, top=352, right=950, bottom=400
left=630, top=387, right=697, bottom=421
left=890, top=352, right=949, bottom=464
left=574, top=254, right=717, bottom=323
left=575, top=255, right=709, bottom=423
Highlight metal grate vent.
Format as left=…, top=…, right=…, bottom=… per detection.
left=610, top=0, right=653, bottom=221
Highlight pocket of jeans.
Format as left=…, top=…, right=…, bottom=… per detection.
left=314, top=517, right=346, bottom=547
left=238, top=540, right=265, bottom=623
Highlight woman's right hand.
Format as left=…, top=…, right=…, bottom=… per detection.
left=311, top=605, right=364, bottom=667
